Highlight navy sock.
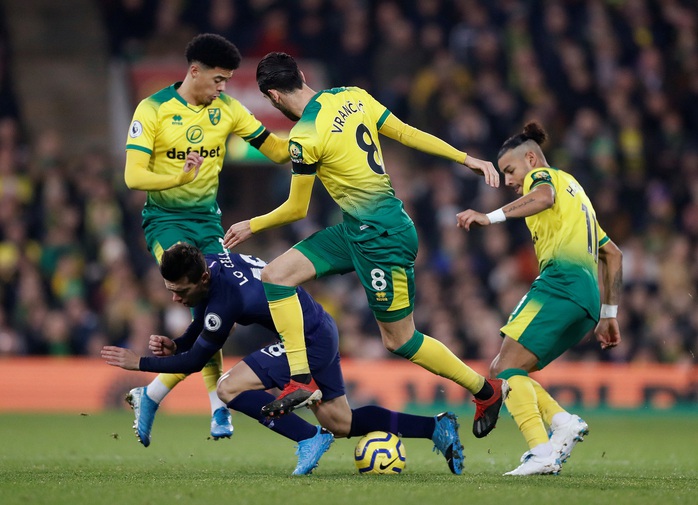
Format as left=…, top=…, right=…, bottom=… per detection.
left=349, top=405, right=436, bottom=439
left=227, top=390, right=316, bottom=442
left=474, top=379, right=494, bottom=400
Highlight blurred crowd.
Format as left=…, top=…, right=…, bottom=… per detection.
left=1, top=0, right=697, bottom=365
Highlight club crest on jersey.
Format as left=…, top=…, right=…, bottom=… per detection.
left=208, top=108, right=221, bottom=125
left=205, top=313, right=222, bottom=332
left=531, top=170, right=552, bottom=182
left=186, top=126, right=204, bottom=144
left=289, top=141, right=303, bottom=162
left=129, top=120, right=143, bottom=138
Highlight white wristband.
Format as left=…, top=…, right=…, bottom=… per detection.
left=600, top=304, right=618, bottom=318
left=486, top=208, right=506, bottom=224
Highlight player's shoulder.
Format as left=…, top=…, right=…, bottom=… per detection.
left=217, top=92, right=243, bottom=110
left=139, top=84, right=178, bottom=109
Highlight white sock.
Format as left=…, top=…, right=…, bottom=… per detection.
left=145, top=377, right=171, bottom=403
left=209, top=391, right=227, bottom=414
left=530, top=441, right=553, bottom=457
left=551, top=412, right=573, bottom=429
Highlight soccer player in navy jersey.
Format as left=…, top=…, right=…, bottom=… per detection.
left=102, top=243, right=465, bottom=475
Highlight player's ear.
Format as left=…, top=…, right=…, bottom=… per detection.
left=300, top=70, right=307, bottom=84
left=525, top=150, right=537, bottom=168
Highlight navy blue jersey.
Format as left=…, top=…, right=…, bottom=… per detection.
left=139, top=251, right=330, bottom=373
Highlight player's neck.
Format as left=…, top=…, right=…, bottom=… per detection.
left=177, top=79, right=201, bottom=107
left=290, top=85, right=317, bottom=117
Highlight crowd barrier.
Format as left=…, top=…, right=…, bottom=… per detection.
left=0, top=357, right=695, bottom=413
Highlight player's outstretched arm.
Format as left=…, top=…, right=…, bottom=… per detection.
left=458, top=185, right=555, bottom=231
left=378, top=113, right=499, bottom=188
left=223, top=173, right=315, bottom=249
left=595, top=239, right=623, bottom=349
left=124, top=150, right=202, bottom=191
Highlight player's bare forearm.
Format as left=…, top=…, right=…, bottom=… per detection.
left=100, top=346, right=141, bottom=371
left=599, top=239, right=623, bottom=305
left=505, top=186, right=555, bottom=218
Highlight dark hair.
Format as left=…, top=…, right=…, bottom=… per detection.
left=160, top=243, right=207, bottom=283
left=256, top=52, right=304, bottom=95
left=185, top=33, right=241, bottom=70
left=498, top=122, right=548, bottom=159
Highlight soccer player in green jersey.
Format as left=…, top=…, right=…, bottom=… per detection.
left=224, top=52, right=509, bottom=439
left=456, top=122, right=623, bottom=475
left=123, top=34, right=290, bottom=447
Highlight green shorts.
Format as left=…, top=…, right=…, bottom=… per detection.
left=294, top=223, right=418, bottom=322
left=501, top=281, right=595, bottom=369
left=143, top=217, right=225, bottom=263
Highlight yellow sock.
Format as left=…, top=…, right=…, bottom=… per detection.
left=530, top=378, right=565, bottom=426
left=264, top=283, right=309, bottom=376
left=397, top=331, right=485, bottom=394
left=505, top=374, right=550, bottom=449
left=201, top=349, right=224, bottom=393
left=157, top=372, right=187, bottom=390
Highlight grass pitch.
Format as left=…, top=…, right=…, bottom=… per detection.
left=0, top=410, right=696, bottom=505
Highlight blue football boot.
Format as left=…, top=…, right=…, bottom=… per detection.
left=432, top=411, right=465, bottom=474
left=125, top=386, right=158, bottom=448
left=210, top=407, right=234, bottom=440
left=292, top=426, right=334, bottom=475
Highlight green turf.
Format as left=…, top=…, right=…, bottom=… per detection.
left=0, top=410, right=696, bottom=505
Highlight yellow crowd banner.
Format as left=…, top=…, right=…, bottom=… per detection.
left=0, top=357, right=695, bottom=413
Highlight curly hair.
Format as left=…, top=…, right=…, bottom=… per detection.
left=185, top=33, right=241, bottom=70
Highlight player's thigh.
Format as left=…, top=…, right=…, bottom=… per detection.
left=243, top=314, right=345, bottom=401
left=292, top=223, right=355, bottom=278
left=144, top=218, right=225, bottom=261
left=306, top=313, right=346, bottom=402
left=501, top=287, right=594, bottom=369
left=352, top=225, right=418, bottom=322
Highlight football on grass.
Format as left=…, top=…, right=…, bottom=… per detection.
left=354, top=431, right=406, bottom=474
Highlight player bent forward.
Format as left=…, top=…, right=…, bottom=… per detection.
left=102, top=243, right=466, bottom=475
left=457, top=122, right=622, bottom=476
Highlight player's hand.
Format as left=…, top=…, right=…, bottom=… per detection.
left=181, top=151, right=203, bottom=183
left=456, top=209, right=490, bottom=230
left=594, top=318, right=621, bottom=350
left=463, top=156, right=500, bottom=188
left=149, top=335, right=176, bottom=356
left=223, top=220, right=253, bottom=249
left=101, top=346, right=140, bottom=370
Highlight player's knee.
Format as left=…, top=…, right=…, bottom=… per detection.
left=260, top=264, right=285, bottom=284
left=216, top=378, right=238, bottom=404
left=489, top=356, right=502, bottom=378
left=260, top=265, right=273, bottom=283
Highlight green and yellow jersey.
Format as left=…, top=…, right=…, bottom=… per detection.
left=523, top=167, right=609, bottom=315
left=286, top=87, right=412, bottom=241
left=125, top=83, right=269, bottom=221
